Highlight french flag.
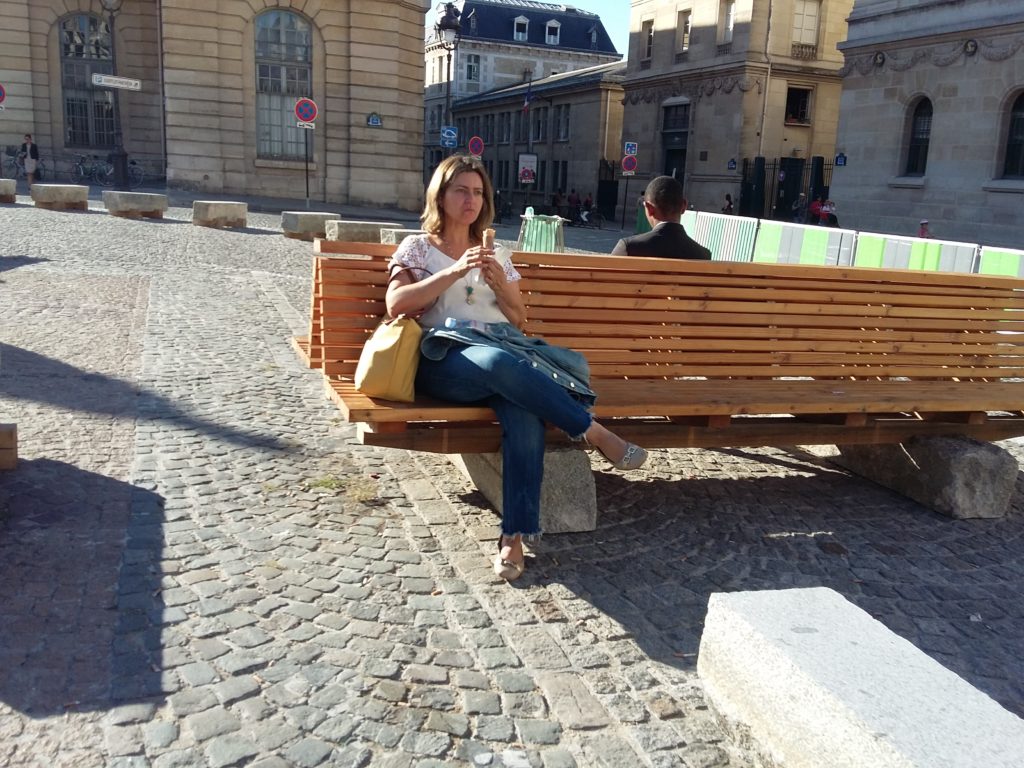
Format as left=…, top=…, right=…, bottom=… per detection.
left=522, top=82, right=533, bottom=113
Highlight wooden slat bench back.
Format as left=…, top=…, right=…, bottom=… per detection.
left=300, top=240, right=1024, bottom=453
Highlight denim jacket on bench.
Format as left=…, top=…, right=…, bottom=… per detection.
left=421, top=321, right=597, bottom=407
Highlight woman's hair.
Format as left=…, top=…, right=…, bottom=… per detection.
left=421, top=155, right=495, bottom=242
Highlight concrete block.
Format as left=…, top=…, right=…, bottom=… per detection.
left=102, top=190, right=168, bottom=219
left=0, top=178, right=15, bottom=203
left=836, top=435, right=1018, bottom=518
left=30, top=184, right=89, bottom=211
left=380, top=228, right=426, bottom=245
left=449, top=449, right=597, bottom=534
left=193, top=200, right=246, bottom=228
left=281, top=211, right=337, bottom=241
left=698, top=587, right=1024, bottom=768
left=324, top=219, right=403, bottom=243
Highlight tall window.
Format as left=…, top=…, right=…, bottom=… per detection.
left=256, top=11, right=312, bottom=160
left=676, top=10, right=692, bottom=54
left=1003, top=93, right=1024, bottom=178
left=514, top=111, right=528, bottom=143
left=466, top=54, right=480, bottom=82
left=719, top=0, right=735, bottom=44
left=514, top=17, right=528, bottom=42
left=905, top=98, right=932, bottom=176
left=60, top=14, right=115, bottom=147
left=641, top=20, right=654, bottom=61
left=532, top=106, right=548, bottom=142
left=553, top=104, right=570, bottom=140
left=785, top=87, right=812, bottom=124
left=499, top=112, right=511, bottom=143
left=792, top=0, right=820, bottom=49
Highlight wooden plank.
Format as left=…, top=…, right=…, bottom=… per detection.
left=314, top=240, right=398, bottom=257
left=290, top=336, right=312, bottom=367
left=0, top=424, right=16, bottom=450
left=359, top=417, right=1024, bottom=453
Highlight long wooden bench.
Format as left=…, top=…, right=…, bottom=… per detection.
left=300, top=240, right=1024, bottom=456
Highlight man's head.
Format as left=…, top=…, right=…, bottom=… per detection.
left=24, top=134, right=31, bottom=142
left=643, top=176, right=686, bottom=224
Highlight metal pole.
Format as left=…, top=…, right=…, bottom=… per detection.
left=304, top=127, right=310, bottom=209
left=108, top=9, right=128, bottom=190
left=445, top=49, right=452, bottom=156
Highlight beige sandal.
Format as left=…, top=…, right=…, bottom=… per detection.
left=493, top=538, right=525, bottom=581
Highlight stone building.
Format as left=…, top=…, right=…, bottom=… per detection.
left=830, top=0, right=1024, bottom=247
left=0, top=0, right=428, bottom=210
left=450, top=60, right=626, bottom=217
left=424, top=0, right=620, bottom=180
left=620, top=0, right=853, bottom=214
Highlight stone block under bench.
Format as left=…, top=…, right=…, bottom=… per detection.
left=698, top=587, right=1024, bottom=768
left=281, top=211, right=337, bottom=241
left=102, top=190, right=168, bottom=219
left=31, top=184, right=89, bottom=211
left=0, top=178, right=15, bottom=203
left=0, top=424, right=17, bottom=470
left=193, top=201, right=247, bottom=229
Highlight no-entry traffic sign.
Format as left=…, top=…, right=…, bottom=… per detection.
left=294, top=97, right=318, bottom=123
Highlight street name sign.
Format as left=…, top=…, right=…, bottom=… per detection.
left=92, top=73, right=142, bottom=91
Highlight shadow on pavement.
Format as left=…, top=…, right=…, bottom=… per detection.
left=0, top=342, right=289, bottom=451
left=0, top=459, right=167, bottom=714
left=0, top=255, right=50, bottom=276
left=534, top=449, right=1024, bottom=718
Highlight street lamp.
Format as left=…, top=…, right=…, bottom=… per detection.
left=100, top=0, right=129, bottom=190
left=435, top=2, right=461, bottom=151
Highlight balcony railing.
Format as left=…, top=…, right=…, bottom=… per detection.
left=717, top=42, right=732, bottom=55
left=791, top=43, right=818, bottom=60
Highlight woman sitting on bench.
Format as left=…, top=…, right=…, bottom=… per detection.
left=386, top=155, right=648, bottom=581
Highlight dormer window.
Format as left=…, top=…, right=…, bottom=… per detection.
left=514, top=16, right=528, bottom=42
left=546, top=21, right=561, bottom=45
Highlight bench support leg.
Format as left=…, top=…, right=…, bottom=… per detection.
left=450, top=449, right=597, bottom=533
left=835, top=435, right=1018, bottom=519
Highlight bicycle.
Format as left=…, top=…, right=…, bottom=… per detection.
left=71, top=154, right=111, bottom=185
left=89, top=156, right=145, bottom=188
left=568, top=204, right=603, bottom=229
left=5, top=153, right=49, bottom=182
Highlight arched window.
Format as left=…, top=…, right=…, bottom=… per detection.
left=255, top=11, right=312, bottom=160
left=60, top=14, right=115, bottom=147
left=905, top=98, right=932, bottom=176
left=1003, top=93, right=1024, bottom=178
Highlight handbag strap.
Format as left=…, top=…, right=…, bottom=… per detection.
left=386, top=264, right=435, bottom=319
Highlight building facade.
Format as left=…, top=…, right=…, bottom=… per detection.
left=424, top=0, right=620, bottom=181
left=0, top=0, right=428, bottom=210
left=620, top=0, right=853, bottom=215
left=830, top=0, right=1024, bottom=247
left=450, top=61, right=626, bottom=217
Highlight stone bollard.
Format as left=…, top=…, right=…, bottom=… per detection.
left=324, top=220, right=403, bottom=243
left=380, top=228, right=427, bottom=245
left=281, top=211, right=338, bottom=241
left=0, top=178, right=16, bottom=204
left=30, top=184, right=89, bottom=211
left=835, top=435, right=1018, bottom=519
left=193, top=201, right=247, bottom=229
left=102, top=191, right=169, bottom=219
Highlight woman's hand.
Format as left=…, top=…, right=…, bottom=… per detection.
left=446, top=245, right=493, bottom=278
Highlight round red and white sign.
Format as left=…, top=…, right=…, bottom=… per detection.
left=294, top=97, right=318, bottom=123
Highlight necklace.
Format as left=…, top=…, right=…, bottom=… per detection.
left=435, top=237, right=478, bottom=304
left=463, top=273, right=476, bottom=304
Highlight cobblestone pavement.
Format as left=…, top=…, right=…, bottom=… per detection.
left=1, top=199, right=1023, bottom=767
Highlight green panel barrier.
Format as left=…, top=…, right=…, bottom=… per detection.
left=681, top=209, right=698, bottom=234
left=853, top=233, right=886, bottom=268
left=977, top=247, right=1024, bottom=277
left=516, top=215, right=564, bottom=253
left=799, top=227, right=831, bottom=265
left=752, top=220, right=784, bottom=263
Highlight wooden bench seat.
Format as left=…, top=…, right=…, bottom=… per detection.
left=301, top=241, right=1024, bottom=455
left=0, top=424, right=17, bottom=470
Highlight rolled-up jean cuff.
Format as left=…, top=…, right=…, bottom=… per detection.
left=503, top=530, right=543, bottom=542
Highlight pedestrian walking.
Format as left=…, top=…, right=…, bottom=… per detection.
left=19, top=134, right=40, bottom=188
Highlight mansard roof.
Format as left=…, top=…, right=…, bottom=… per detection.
left=453, top=59, right=625, bottom=110
left=432, top=1, right=618, bottom=55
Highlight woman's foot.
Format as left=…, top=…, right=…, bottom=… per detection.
left=493, top=535, right=525, bottom=581
left=584, top=423, right=649, bottom=471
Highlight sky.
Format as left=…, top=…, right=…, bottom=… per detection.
left=424, top=1, right=632, bottom=58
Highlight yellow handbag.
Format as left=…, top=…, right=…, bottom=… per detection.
left=354, top=314, right=423, bottom=402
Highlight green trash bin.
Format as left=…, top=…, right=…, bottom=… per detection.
left=516, top=214, right=565, bottom=253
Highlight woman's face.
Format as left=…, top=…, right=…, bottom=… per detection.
left=440, top=171, right=485, bottom=229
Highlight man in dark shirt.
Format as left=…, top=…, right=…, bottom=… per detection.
left=611, top=176, right=711, bottom=260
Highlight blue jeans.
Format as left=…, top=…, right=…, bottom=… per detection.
left=415, top=344, right=593, bottom=539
